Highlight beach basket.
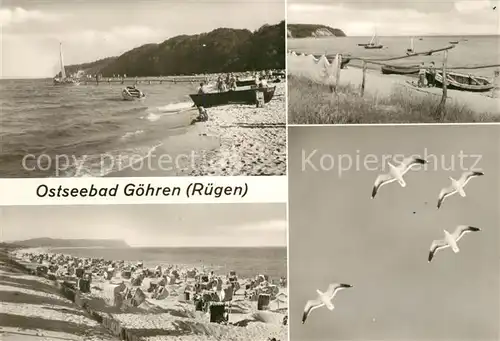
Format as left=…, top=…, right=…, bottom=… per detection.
left=209, top=302, right=227, bottom=323
left=194, top=297, right=204, bottom=311
left=121, top=271, right=131, bottom=279
left=78, top=278, right=91, bottom=293
left=257, top=294, right=271, bottom=311
left=75, top=268, right=84, bottom=278
left=184, top=291, right=191, bottom=301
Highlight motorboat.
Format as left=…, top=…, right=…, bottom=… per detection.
left=122, top=86, right=145, bottom=100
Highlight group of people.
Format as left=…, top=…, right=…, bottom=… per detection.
left=197, top=71, right=271, bottom=94
left=216, top=73, right=238, bottom=92
left=418, top=61, right=437, bottom=88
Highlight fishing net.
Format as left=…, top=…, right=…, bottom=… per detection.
left=288, top=52, right=341, bottom=86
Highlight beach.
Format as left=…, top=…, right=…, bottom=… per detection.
left=0, top=248, right=117, bottom=340
left=2, top=247, right=288, bottom=341
left=287, top=35, right=500, bottom=123
left=109, top=82, right=286, bottom=177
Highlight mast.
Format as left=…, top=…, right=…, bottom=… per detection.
left=59, top=42, right=66, bottom=79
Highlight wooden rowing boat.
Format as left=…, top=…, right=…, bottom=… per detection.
left=189, top=86, right=276, bottom=108
left=432, top=71, right=494, bottom=92
left=381, top=64, right=419, bottom=75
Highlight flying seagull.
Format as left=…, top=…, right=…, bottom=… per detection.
left=437, top=171, right=484, bottom=209
left=428, top=225, right=481, bottom=262
left=302, top=283, right=352, bottom=324
left=371, top=156, right=427, bottom=199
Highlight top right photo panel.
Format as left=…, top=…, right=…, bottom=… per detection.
left=287, top=0, right=500, bottom=124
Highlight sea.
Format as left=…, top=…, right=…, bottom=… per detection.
left=0, top=79, right=205, bottom=178
left=50, top=246, right=287, bottom=280
left=288, top=35, right=500, bottom=77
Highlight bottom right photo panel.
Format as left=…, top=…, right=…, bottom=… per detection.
left=288, top=125, right=500, bottom=341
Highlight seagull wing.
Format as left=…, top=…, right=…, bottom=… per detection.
left=451, top=225, right=481, bottom=242
left=458, top=171, right=484, bottom=187
left=302, top=299, right=324, bottom=324
left=325, top=283, right=342, bottom=299
left=437, top=186, right=456, bottom=209
left=397, top=156, right=426, bottom=175
left=428, top=239, right=448, bottom=262
left=372, top=173, right=395, bottom=198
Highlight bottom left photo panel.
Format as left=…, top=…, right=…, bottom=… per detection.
left=0, top=203, right=288, bottom=341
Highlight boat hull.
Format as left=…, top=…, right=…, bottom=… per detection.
left=53, top=79, right=80, bottom=86
left=432, top=71, right=494, bottom=92
left=364, top=45, right=383, bottom=49
left=381, top=65, right=419, bottom=75
left=236, top=79, right=258, bottom=87
left=122, top=88, right=146, bottom=100
left=189, top=86, right=276, bottom=108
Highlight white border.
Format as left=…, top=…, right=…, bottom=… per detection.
left=0, top=176, right=287, bottom=206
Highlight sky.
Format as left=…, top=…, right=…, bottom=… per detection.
left=0, top=203, right=287, bottom=247
left=289, top=125, right=500, bottom=340
left=287, top=0, right=499, bottom=36
left=0, top=0, right=285, bottom=78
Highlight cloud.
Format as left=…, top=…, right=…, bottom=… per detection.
left=0, top=7, right=62, bottom=27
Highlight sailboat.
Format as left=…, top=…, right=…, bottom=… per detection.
left=364, top=30, right=383, bottom=49
left=406, top=37, right=415, bottom=54
left=53, top=42, right=79, bottom=86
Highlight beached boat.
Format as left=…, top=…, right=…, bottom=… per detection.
left=432, top=70, right=494, bottom=92
left=122, top=86, right=146, bottom=100
left=381, top=64, right=419, bottom=75
left=189, top=86, right=276, bottom=108
left=364, top=31, right=383, bottom=49
left=53, top=42, right=80, bottom=86
left=449, top=41, right=459, bottom=44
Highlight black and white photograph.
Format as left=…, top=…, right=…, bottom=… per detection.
left=288, top=125, right=499, bottom=340
left=287, top=0, right=500, bottom=124
left=0, top=0, right=286, bottom=178
left=0, top=203, right=288, bottom=341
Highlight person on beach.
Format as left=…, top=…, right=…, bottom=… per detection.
left=418, top=62, right=427, bottom=87
left=259, top=77, right=268, bottom=88
left=427, top=62, right=436, bottom=87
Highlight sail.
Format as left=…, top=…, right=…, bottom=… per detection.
left=410, top=37, right=414, bottom=51
left=59, top=42, right=66, bottom=79
left=369, top=33, right=376, bottom=45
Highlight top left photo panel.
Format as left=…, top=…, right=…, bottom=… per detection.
left=1, top=0, right=286, bottom=178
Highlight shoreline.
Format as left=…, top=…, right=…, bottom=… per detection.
left=107, top=82, right=286, bottom=177
left=4, top=247, right=288, bottom=341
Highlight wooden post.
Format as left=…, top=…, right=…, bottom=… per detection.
left=435, top=50, right=448, bottom=120
left=361, top=61, right=367, bottom=97
left=256, top=90, right=265, bottom=108
left=334, top=54, right=342, bottom=94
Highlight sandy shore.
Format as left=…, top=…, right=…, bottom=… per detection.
left=108, top=82, right=286, bottom=177
left=0, top=249, right=117, bottom=340
left=288, top=54, right=500, bottom=116
left=7, top=248, right=288, bottom=341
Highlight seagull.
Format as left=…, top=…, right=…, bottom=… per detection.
left=371, top=156, right=427, bottom=199
left=428, top=225, right=481, bottom=262
left=436, top=171, right=484, bottom=209
left=302, top=283, right=352, bottom=324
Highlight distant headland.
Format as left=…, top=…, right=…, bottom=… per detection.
left=62, top=21, right=285, bottom=78
left=287, top=24, right=347, bottom=38
left=8, top=238, right=130, bottom=249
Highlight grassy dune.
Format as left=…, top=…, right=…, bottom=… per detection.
left=287, top=76, right=500, bottom=124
